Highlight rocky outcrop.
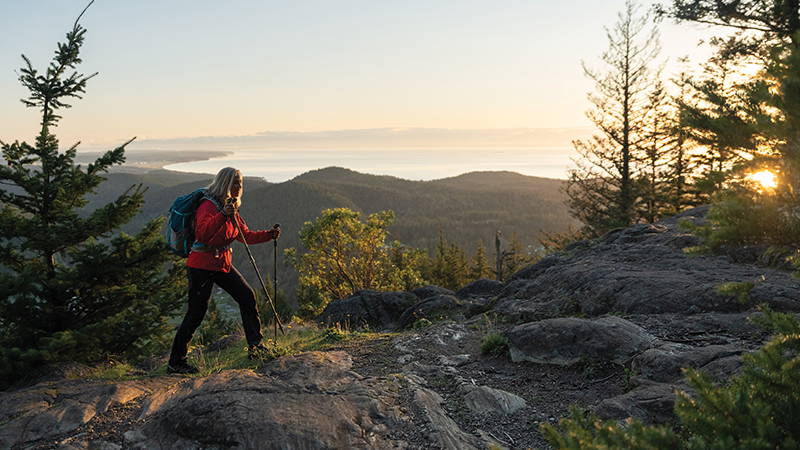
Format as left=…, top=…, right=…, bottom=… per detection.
left=484, top=206, right=799, bottom=424
left=316, top=289, right=419, bottom=331
left=455, top=278, right=503, bottom=301
left=493, top=207, right=800, bottom=321
left=324, top=279, right=505, bottom=333
left=396, top=294, right=461, bottom=330
left=0, top=342, right=526, bottom=450
left=412, top=284, right=455, bottom=300
left=505, top=316, right=656, bottom=365
left=457, top=278, right=504, bottom=317
left=128, top=351, right=407, bottom=450
left=0, top=348, right=513, bottom=450
left=0, top=377, right=177, bottom=449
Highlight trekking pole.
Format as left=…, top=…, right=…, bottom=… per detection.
left=273, top=224, right=280, bottom=341
left=228, top=202, right=285, bottom=336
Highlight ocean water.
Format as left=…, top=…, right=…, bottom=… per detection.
left=164, top=147, right=578, bottom=182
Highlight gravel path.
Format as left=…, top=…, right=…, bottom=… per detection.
left=328, top=316, right=627, bottom=450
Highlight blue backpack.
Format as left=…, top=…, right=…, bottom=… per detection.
left=166, top=188, right=210, bottom=257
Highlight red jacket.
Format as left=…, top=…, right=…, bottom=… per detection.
left=186, top=199, right=277, bottom=272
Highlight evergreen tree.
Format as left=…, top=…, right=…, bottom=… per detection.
left=543, top=407, right=682, bottom=450
left=388, top=240, right=427, bottom=291
left=655, top=1, right=800, bottom=259
left=423, top=230, right=470, bottom=291
left=685, top=35, right=800, bottom=254
left=663, top=56, right=703, bottom=213
left=675, top=306, right=800, bottom=449
left=0, top=12, right=184, bottom=389
left=469, top=239, right=492, bottom=280
left=565, top=0, right=666, bottom=237
left=636, top=80, right=676, bottom=223
left=678, top=36, right=767, bottom=200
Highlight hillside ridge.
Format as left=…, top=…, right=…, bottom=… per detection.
left=88, top=166, right=572, bottom=306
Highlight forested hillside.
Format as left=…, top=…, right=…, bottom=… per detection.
left=87, top=166, right=572, bottom=305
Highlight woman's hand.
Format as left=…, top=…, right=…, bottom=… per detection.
left=223, top=202, right=236, bottom=217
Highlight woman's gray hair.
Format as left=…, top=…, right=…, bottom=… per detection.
left=206, top=167, right=242, bottom=207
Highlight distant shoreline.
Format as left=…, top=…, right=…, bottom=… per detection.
left=74, top=149, right=233, bottom=170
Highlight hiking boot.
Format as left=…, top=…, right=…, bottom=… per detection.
left=247, top=342, right=271, bottom=359
left=167, top=363, right=199, bottom=375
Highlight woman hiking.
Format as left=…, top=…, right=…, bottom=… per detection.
left=168, top=167, right=280, bottom=374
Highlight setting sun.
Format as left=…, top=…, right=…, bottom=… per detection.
left=749, top=170, right=778, bottom=189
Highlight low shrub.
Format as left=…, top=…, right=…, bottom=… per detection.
left=480, top=333, right=509, bottom=357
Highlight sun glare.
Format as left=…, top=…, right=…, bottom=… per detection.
left=748, top=170, right=777, bottom=189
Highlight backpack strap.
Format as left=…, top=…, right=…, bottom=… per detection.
left=191, top=196, right=232, bottom=257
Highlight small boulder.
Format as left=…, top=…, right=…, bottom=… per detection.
left=316, top=289, right=418, bottom=331
left=632, top=343, right=742, bottom=383
left=412, top=285, right=455, bottom=300
left=458, top=384, right=527, bottom=415
left=505, top=316, right=656, bottom=365
left=438, top=354, right=470, bottom=366
left=455, top=278, right=503, bottom=300
left=396, top=295, right=460, bottom=330
left=595, top=379, right=685, bottom=424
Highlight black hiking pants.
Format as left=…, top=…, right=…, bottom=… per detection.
left=169, top=266, right=263, bottom=366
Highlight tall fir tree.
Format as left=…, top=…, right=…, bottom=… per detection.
left=662, top=56, right=702, bottom=213
left=469, top=239, right=492, bottom=280
left=565, top=0, right=666, bottom=237
left=687, top=34, right=800, bottom=253
left=636, top=80, right=676, bottom=223
left=657, top=0, right=800, bottom=254
left=0, top=10, right=184, bottom=389
left=677, top=36, right=767, bottom=202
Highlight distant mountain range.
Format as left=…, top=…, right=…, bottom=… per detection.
left=86, top=166, right=574, bottom=306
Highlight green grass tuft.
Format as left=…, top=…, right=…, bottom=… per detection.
left=480, top=333, right=509, bottom=357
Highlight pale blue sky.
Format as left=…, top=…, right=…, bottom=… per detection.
left=0, top=0, right=717, bottom=151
